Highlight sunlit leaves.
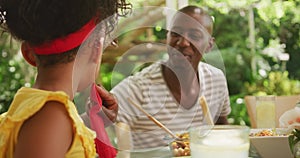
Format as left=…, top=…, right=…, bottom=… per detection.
left=257, top=1, right=284, bottom=26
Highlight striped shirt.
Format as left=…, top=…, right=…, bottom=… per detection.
left=111, top=61, right=231, bottom=149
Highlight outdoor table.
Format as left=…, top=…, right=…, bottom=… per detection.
left=115, top=144, right=264, bottom=158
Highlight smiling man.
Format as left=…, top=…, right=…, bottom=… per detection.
left=111, top=5, right=231, bottom=150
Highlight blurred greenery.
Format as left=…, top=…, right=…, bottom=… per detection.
left=0, top=33, right=35, bottom=114
left=1, top=0, right=300, bottom=128
left=245, top=71, right=300, bottom=96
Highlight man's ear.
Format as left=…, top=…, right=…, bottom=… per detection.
left=21, top=42, right=37, bottom=67
left=206, top=37, right=215, bottom=52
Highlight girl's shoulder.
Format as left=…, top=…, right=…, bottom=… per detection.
left=7, top=87, right=70, bottom=121
left=0, top=87, right=96, bottom=157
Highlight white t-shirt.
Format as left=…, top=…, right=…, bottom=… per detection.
left=111, top=61, right=231, bottom=149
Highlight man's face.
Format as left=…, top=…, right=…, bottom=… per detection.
left=166, top=12, right=212, bottom=70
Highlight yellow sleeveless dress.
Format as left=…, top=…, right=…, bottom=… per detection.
left=0, top=87, right=96, bottom=158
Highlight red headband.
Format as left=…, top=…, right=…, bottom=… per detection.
left=33, top=18, right=96, bottom=55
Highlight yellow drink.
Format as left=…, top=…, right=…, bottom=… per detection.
left=256, top=96, right=276, bottom=128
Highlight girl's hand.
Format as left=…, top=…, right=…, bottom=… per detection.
left=95, top=84, right=118, bottom=126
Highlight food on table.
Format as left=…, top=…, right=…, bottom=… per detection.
left=250, top=129, right=276, bottom=136
left=249, top=129, right=288, bottom=137
left=170, top=132, right=190, bottom=157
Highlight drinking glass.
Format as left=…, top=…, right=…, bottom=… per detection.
left=256, top=96, right=276, bottom=128
left=189, top=125, right=250, bottom=158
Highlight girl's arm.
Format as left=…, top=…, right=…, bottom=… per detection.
left=14, top=101, right=73, bottom=158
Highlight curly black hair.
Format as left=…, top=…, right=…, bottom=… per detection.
left=0, top=0, right=131, bottom=66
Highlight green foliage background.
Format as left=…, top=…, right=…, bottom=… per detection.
left=0, top=34, right=35, bottom=114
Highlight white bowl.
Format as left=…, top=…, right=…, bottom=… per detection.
left=250, top=128, right=293, bottom=158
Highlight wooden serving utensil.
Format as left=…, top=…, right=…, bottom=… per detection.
left=199, top=96, right=214, bottom=125
left=127, top=98, right=180, bottom=140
